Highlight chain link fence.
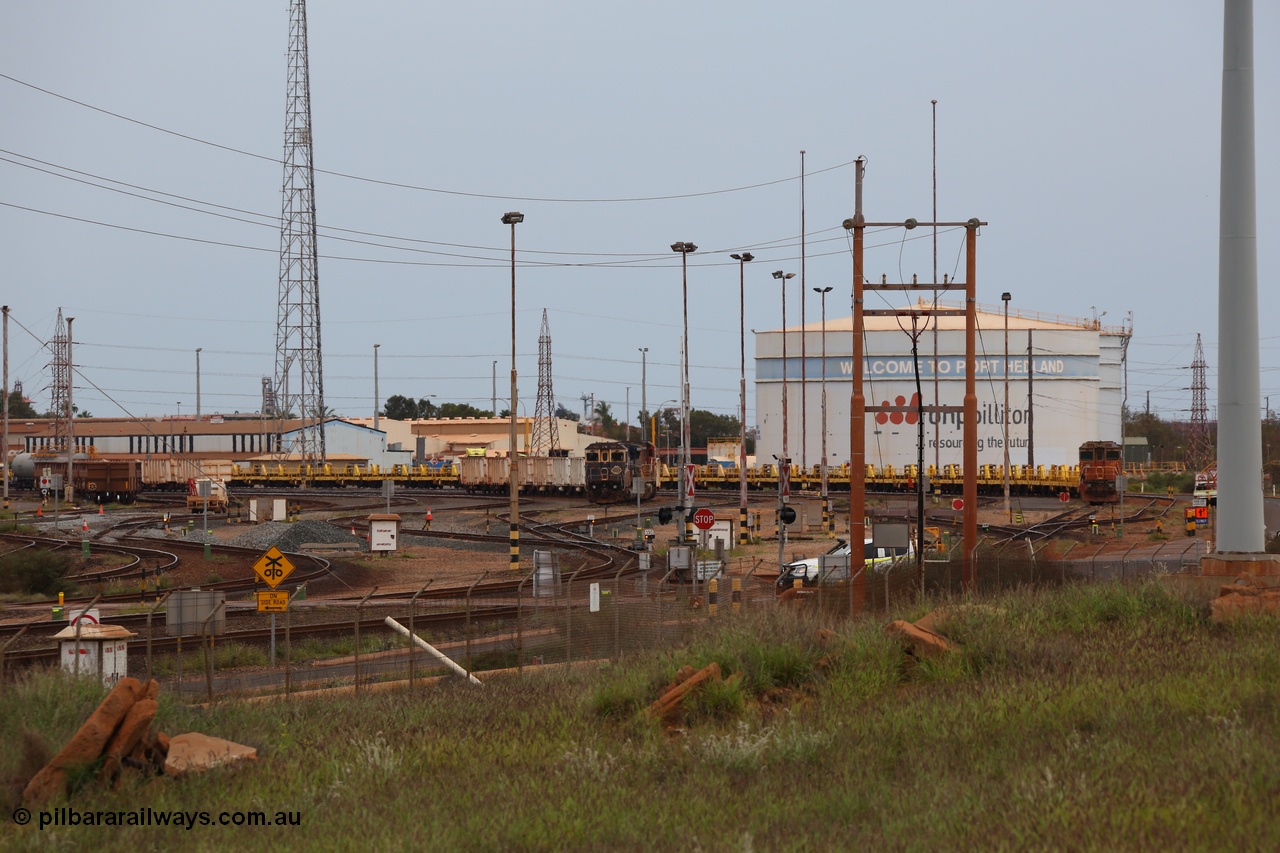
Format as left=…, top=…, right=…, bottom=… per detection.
left=3, top=539, right=1214, bottom=700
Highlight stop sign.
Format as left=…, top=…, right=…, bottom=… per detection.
left=692, top=508, right=715, bottom=530
left=951, top=499, right=964, bottom=510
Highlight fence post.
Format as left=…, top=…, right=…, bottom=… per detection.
left=1119, top=543, right=1140, bottom=580
left=612, top=560, right=628, bottom=662
left=565, top=565, right=587, bottom=665
left=465, top=572, right=489, bottom=672
left=1057, top=542, right=1077, bottom=584
left=516, top=569, right=534, bottom=673
left=145, top=591, right=171, bottom=684
left=200, top=599, right=226, bottom=705
left=285, top=583, right=307, bottom=699
left=0, top=619, right=42, bottom=693
left=354, top=587, right=377, bottom=694
left=741, top=558, right=766, bottom=612
left=408, top=580, right=433, bottom=690
left=1089, top=544, right=1107, bottom=581
left=656, top=565, right=678, bottom=647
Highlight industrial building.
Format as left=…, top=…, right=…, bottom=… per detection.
left=7, top=414, right=593, bottom=480
left=754, top=299, right=1129, bottom=472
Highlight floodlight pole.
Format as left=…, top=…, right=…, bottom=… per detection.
left=671, top=241, right=697, bottom=543
left=815, top=285, right=833, bottom=537
left=503, top=211, right=524, bottom=572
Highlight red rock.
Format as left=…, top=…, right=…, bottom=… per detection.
left=884, top=619, right=953, bottom=660
left=100, top=698, right=158, bottom=780
left=1211, top=590, right=1280, bottom=622
left=23, top=677, right=145, bottom=807
left=163, top=733, right=258, bottom=777
left=647, top=662, right=722, bottom=720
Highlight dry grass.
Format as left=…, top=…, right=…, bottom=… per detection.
left=3, top=578, right=1280, bottom=850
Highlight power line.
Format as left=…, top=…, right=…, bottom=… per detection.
left=0, top=71, right=855, bottom=204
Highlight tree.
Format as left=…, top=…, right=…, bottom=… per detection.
left=555, top=405, right=579, bottom=423
left=437, top=402, right=490, bottom=419
left=5, top=390, right=37, bottom=419
left=383, top=394, right=436, bottom=420
left=688, top=409, right=742, bottom=450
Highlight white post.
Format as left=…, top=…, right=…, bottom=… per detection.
left=383, top=617, right=482, bottom=685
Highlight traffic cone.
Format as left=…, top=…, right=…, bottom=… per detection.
left=98, top=504, right=104, bottom=515
left=82, top=518, right=89, bottom=533
left=36, top=506, right=42, bottom=518
left=351, top=525, right=356, bottom=536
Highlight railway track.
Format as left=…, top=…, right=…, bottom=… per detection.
left=3, top=604, right=520, bottom=669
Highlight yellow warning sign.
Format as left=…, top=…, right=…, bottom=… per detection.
left=256, top=590, right=290, bottom=613
left=253, top=546, right=295, bottom=589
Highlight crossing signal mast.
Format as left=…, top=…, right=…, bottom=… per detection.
left=274, top=0, right=326, bottom=464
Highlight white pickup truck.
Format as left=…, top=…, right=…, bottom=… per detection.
left=776, top=538, right=913, bottom=589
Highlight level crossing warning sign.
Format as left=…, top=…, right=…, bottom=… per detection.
left=253, top=546, right=295, bottom=588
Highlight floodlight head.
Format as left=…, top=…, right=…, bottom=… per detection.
left=814, top=286, right=833, bottom=294
left=501, top=212, right=524, bottom=225
left=671, top=241, right=697, bottom=253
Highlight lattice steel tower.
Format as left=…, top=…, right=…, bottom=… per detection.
left=1188, top=333, right=1213, bottom=471
left=274, top=0, right=325, bottom=462
left=530, top=309, right=560, bottom=455
left=45, top=308, right=71, bottom=461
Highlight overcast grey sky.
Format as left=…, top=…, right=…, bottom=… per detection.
left=1, top=2, right=1275, bottom=427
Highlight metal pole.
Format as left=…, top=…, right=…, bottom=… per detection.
left=196, top=347, right=202, bottom=422
left=638, top=347, right=648, bottom=539
left=671, top=241, right=697, bottom=543
left=800, top=150, right=808, bottom=476
left=373, top=343, right=381, bottom=431
left=285, top=583, right=306, bottom=698
left=354, top=587, right=377, bottom=693
left=932, top=99, right=940, bottom=476
left=1027, top=329, right=1035, bottom=469
left=815, top=286, right=833, bottom=537
left=1003, top=293, right=1011, bottom=523
left=774, top=270, right=795, bottom=571
left=503, top=212, right=524, bottom=572
left=2, top=305, right=8, bottom=511
left=66, top=317, right=74, bottom=504
left=145, top=591, right=170, bottom=683
left=847, top=158, right=867, bottom=611
left=732, top=253, right=754, bottom=546
left=1217, top=0, right=1264, bottom=552
left=963, top=222, right=980, bottom=591
left=408, top=579, right=433, bottom=689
